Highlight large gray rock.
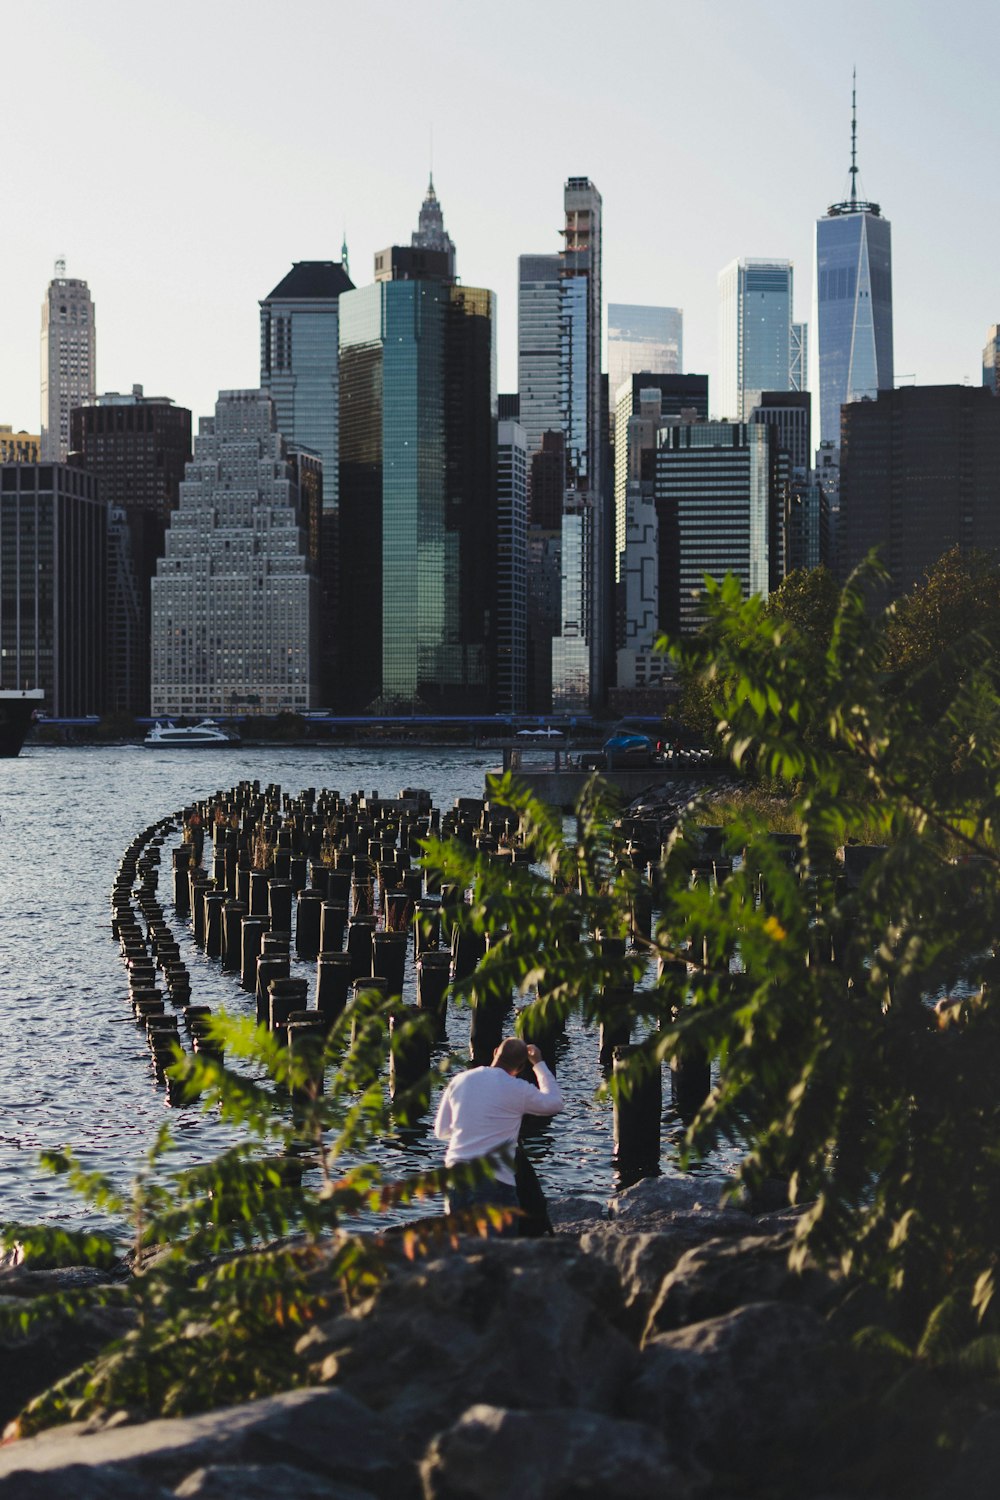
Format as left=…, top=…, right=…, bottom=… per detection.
left=421, top=1403, right=697, bottom=1500
left=608, top=1171, right=748, bottom=1223
left=0, top=1388, right=415, bottom=1498
left=174, top=1463, right=375, bottom=1498
left=300, top=1242, right=637, bottom=1450
left=0, top=1467, right=172, bottom=1499
left=545, top=1195, right=606, bottom=1230
left=644, top=1231, right=834, bottom=1338
left=626, top=1300, right=837, bottom=1471
left=0, top=1302, right=136, bottom=1428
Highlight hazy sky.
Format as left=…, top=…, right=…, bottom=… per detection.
left=4, top=0, right=999, bottom=432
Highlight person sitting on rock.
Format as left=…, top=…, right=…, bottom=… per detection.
left=434, top=1037, right=564, bottom=1232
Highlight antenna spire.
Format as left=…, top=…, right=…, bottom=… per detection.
left=849, top=67, right=858, bottom=209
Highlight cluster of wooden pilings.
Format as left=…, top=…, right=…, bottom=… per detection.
left=109, top=780, right=736, bottom=1177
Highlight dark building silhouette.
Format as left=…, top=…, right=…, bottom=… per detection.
left=0, top=462, right=105, bottom=714
left=70, top=388, right=191, bottom=715
left=839, top=386, right=1000, bottom=596
left=750, top=390, right=812, bottom=476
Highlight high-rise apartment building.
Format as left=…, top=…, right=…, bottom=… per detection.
left=150, top=391, right=319, bottom=716
left=615, top=387, right=673, bottom=692
left=338, top=199, right=496, bottom=714
left=814, top=77, right=893, bottom=447
left=40, top=261, right=95, bottom=461
left=259, top=260, right=353, bottom=509
left=70, top=386, right=192, bottom=716
left=718, top=259, right=794, bottom=421
left=839, top=386, right=1000, bottom=597
left=496, top=421, right=528, bottom=714
left=0, top=461, right=105, bottom=713
left=517, top=254, right=564, bottom=460
left=983, top=326, right=1000, bottom=393
left=656, top=422, right=776, bottom=635
left=607, top=304, right=683, bottom=416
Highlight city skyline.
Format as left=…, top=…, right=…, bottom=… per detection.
left=3, top=0, right=998, bottom=433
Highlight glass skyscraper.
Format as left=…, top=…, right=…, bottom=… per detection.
left=259, top=260, right=354, bottom=509
left=517, top=254, right=564, bottom=460
left=718, top=259, right=794, bottom=421
left=338, top=260, right=496, bottom=714
left=607, top=304, right=683, bottom=414
left=814, top=83, right=893, bottom=448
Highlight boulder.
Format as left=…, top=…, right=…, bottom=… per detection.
left=299, top=1242, right=638, bottom=1450
left=0, top=1388, right=415, bottom=1499
left=174, top=1463, right=375, bottom=1498
left=421, top=1403, right=697, bottom=1500
left=608, top=1171, right=747, bottom=1223
left=0, top=1466, right=172, bottom=1500
left=578, top=1223, right=759, bottom=1337
left=0, top=1302, right=137, bottom=1428
left=626, top=1300, right=838, bottom=1472
left=644, top=1232, right=834, bottom=1337
left=546, top=1195, right=606, bottom=1230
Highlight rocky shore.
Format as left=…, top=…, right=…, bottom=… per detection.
left=2, top=1173, right=993, bottom=1499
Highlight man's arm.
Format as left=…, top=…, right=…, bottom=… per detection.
left=433, top=1082, right=454, bottom=1141
left=521, top=1044, right=564, bottom=1117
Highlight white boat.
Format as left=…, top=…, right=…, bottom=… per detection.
left=143, top=719, right=240, bottom=749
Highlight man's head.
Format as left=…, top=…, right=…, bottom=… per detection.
left=492, top=1037, right=528, bottom=1075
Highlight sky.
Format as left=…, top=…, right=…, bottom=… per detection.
left=4, top=0, right=1000, bottom=433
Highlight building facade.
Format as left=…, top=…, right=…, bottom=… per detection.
left=839, top=386, right=1000, bottom=597
left=718, top=259, right=794, bottom=422
left=0, top=461, right=105, bottom=714
left=613, top=373, right=709, bottom=578
left=259, top=260, right=353, bottom=510
left=814, top=84, right=893, bottom=447
left=41, top=261, right=95, bottom=461
left=338, top=257, right=497, bottom=713
left=496, top=421, right=528, bottom=714
left=70, top=386, right=192, bottom=716
left=411, top=175, right=456, bottom=279
left=150, top=390, right=319, bottom=717
left=517, top=254, right=564, bottom=461
left=656, top=422, right=776, bottom=635
left=607, top=304, right=683, bottom=416
left=0, top=428, right=40, bottom=463
left=982, top=325, right=1000, bottom=393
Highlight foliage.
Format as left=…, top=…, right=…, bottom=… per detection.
left=0, top=992, right=492, bottom=1433
left=443, top=559, right=1000, bottom=1335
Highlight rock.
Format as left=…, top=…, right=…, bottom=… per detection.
left=932, top=1411, right=1000, bottom=1500
left=301, top=1241, right=637, bottom=1451
left=644, top=1232, right=834, bottom=1337
left=0, top=1388, right=415, bottom=1499
left=578, top=1224, right=756, bottom=1337
left=0, top=1465, right=172, bottom=1498
left=0, top=1303, right=137, bottom=1429
left=421, top=1403, right=697, bottom=1500
left=545, top=1195, right=606, bottom=1230
left=174, top=1463, right=375, bottom=1498
left=608, top=1170, right=747, bottom=1222
left=626, top=1301, right=838, bottom=1471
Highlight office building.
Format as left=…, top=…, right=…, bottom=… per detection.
left=616, top=387, right=673, bottom=692
left=613, top=373, right=709, bottom=577
left=498, top=393, right=520, bottom=421
left=517, top=254, right=564, bottom=460
left=411, top=175, right=456, bottom=279
left=814, top=77, right=893, bottom=447
left=791, top=322, right=808, bottom=393
left=0, top=461, right=105, bottom=713
left=260, top=260, right=353, bottom=509
left=496, top=421, right=528, bottom=713
left=41, top=260, right=96, bottom=461
left=0, top=428, right=40, bottom=463
left=983, top=326, right=1000, bottom=394
left=338, top=235, right=496, bottom=713
left=150, top=390, right=319, bottom=717
left=656, top=422, right=777, bottom=635
left=607, top=304, right=683, bottom=417
left=839, top=386, right=1000, bottom=597
left=71, top=386, right=192, bottom=716
left=718, top=258, right=795, bottom=421
left=785, top=477, right=829, bottom=574
left=750, top=390, right=812, bottom=476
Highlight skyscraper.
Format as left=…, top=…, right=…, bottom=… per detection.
left=40, top=260, right=95, bottom=461
left=983, top=325, right=1000, bottom=393
left=517, top=254, right=564, bottom=460
left=259, top=260, right=354, bottom=509
left=411, top=175, right=456, bottom=279
left=70, top=386, right=192, bottom=715
left=150, top=391, right=319, bottom=717
left=607, top=304, right=683, bottom=414
left=718, top=259, right=794, bottom=421
left=814, top=75, right=893, bottom=447
left=495, top=421, right=528, bottom=714
left=613, top=373, right=709, bottom=578
left=338, top=200, right=496, bottom=714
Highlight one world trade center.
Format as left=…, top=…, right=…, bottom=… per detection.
left=814, top=75, right=893, bottom=448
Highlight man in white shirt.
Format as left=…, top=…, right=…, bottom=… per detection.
left=434, top=1037, right=564, bottom=1229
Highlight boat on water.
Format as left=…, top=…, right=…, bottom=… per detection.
left=0, top=690, right=45, bottom=757
left=144, top=719, right=240, bottom=749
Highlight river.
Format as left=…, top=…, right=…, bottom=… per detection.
left=0, top=743, right=729, bottom=1238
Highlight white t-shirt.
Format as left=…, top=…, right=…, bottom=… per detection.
left=433, top=1063, right=564, bottom=1186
